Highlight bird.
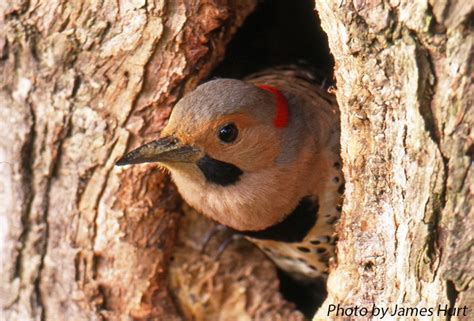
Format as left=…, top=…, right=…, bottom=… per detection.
left=117, top=66, right=343, bottom=283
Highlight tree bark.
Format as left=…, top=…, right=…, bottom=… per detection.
left=314, top=1, right=473, bottom=320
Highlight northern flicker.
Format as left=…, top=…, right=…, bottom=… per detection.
left=117, top=66, right=343, bottom=282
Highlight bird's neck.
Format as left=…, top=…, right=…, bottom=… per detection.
left=170, top=146, right=323, bottom=231
left=235, top=196, right=319, bottom=242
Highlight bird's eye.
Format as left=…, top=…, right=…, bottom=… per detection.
left=218, top=123, right=238, bottom=143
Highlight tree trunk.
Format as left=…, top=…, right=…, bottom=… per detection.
left=314, top=1, right=472, bottom=320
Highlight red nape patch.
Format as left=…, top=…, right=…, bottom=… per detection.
left=257, top=85, right=289, bottom=128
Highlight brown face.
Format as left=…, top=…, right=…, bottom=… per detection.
left=162, top=112, right=281, bottom=173
left=169, top=79, right=288, bottom=173
left=117, top=78, right=284, bottom=178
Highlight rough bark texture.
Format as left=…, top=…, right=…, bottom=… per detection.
left=314, top=1, right=472, bottom=320
left=168, top=206, right=303, bottom=321
left=0, top=1, right=306, bottom=320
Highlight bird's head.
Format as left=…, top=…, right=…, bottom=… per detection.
left=117, top=79, right=309, bottom=231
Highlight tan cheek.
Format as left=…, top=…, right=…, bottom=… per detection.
left=235, top=131, right=281, bottom=170
left=204, top=127, right=281, bottom=171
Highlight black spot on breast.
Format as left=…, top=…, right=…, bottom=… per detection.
left=297, top=246, right=311, bottom=253
left=310, top=239, right=320, bottom=245
left=315, top=247, right=327, bottom=254
left=334, top=161, right=341, bottom=169
left=319, top=252, right=331, bottom=264
left=237, top=196, right=319, bottom=243
left=338, top=183, right=345, bottom=194
left=326, top=216, right=338, bottom=225
left=196, top=155, right=243, bottom=186
left=329, top=236, right=338, bottom=245
left=333, top=176, right=340, bottom=183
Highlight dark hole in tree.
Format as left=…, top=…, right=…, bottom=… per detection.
left=210, top=0, right=334, bottom=318
left=211, top=0, right=333, bottom=79
left=277, top=269, right=328, bottom=317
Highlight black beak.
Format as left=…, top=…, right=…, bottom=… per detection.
left=116, top=136, right=201, bottom=166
